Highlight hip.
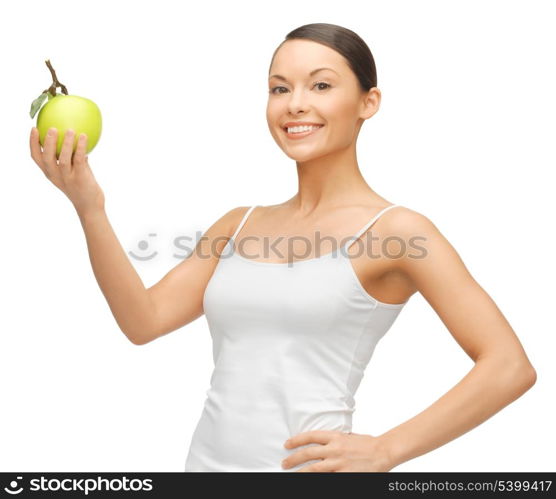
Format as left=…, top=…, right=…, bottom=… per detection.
left=184, top=406, right=351, bottom=472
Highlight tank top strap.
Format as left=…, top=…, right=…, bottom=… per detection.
left=344, top=204, right=402, bottom=251
left=231, top=205, right=258, bottom=241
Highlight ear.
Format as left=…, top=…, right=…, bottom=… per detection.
left=360, top=87, right=381, bottom=120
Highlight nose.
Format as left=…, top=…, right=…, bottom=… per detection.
left=286, top=88, right=311, bottom=116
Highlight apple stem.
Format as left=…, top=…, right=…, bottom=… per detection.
left=42, top=59, right=68, bottom=98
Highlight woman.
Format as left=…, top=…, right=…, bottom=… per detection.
left=29, top=23, right=536, bottom=472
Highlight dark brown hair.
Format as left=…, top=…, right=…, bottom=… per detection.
left=269, top=23, right=377, bottom=92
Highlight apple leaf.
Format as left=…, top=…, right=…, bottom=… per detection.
left=29, top=92, right=48, bottom=119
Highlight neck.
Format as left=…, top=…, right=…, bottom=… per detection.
left=286, top=146, right=379, bottom=216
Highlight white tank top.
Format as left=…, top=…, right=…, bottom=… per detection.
left=185, top=204, right=409, bottom=471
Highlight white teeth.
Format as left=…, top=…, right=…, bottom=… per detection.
left=287, top=125, right=322, bottom=133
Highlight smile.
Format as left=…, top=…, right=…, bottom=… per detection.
left=283, top=125, right=324, bottom=140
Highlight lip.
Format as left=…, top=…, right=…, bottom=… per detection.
left=283, top=121, right=324, bottom=128
left=282, top=124, right=324, bottom=140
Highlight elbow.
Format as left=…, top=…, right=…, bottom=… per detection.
left=481, top=355, right=537, bottom=394
left=127, top=327, right=160, bottom=346
left=508, top=359, right=537, bottom=393
left=126, top=316, right=160, bottom=346
left=129, top=336, right=145, bottom=346
left=521, top=363, right=537, bottom=389
left=125, top=329, right=147, bottom=346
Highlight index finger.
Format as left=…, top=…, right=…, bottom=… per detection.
left=30, top=127, right=45, bottom=167
left=285, top=430, right=335, bottom=449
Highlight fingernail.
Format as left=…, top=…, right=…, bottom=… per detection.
left=48, top=128, right=56, bottom=135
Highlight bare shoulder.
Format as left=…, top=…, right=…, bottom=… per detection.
left=380, top=205, right=454, bottom=269
left=191, top=205, right=252, bottom=261
left=221, top=205, right=253, bottom=237
left=381, top=205, right=438, bottom=237
left=381, top=205, right=478, bottom=305
left=205, top=205, right=251, bottom=237
left=365, top=205, right=437, bottom=294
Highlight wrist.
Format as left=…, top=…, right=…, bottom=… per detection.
left=76, top=204, right=106, bottom=223
left=376, top=430, right=406, bottom=471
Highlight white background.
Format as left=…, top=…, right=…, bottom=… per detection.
left=1, top=0, right=554, bottom=472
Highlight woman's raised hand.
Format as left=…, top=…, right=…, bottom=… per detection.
left=29, top=126, right=105, bottom=216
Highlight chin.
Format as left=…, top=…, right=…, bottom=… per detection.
left=285, top=149, right=328, bottom=163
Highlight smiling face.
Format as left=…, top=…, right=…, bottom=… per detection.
left=266, top=39, right=380, bottom=163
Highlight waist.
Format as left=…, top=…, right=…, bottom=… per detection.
left=185, top=394, right=353, bottom=472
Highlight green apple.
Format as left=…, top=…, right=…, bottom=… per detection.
left=37, top=94, right=102, bottom=158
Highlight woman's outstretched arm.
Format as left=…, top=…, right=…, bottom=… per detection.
left=76, top=208, right=157, bottom=344
left=30, top=126, right=249, bottom=346
left=30, top=127, right=156, bottom=344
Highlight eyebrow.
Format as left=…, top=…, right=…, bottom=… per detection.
left=268, top=67, right=339, bottom=81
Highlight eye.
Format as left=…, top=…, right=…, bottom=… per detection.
left=269, top=81, right=332, bottom=95
left=314, top=82, right=331, bottom=91
left=269, top=86, right=287, bottom=95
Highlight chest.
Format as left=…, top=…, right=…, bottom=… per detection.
left=232, top=226, right=393, bottom=287
left=202, top=248, right=381, bottom=345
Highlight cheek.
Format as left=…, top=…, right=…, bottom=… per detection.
left=325, top=100, right=355, bottom=122
left=266, top=99, right=280, bottom=118
left=266, top=104, right=279, bottom=130
left=326, top=105, right=360, bottom=139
